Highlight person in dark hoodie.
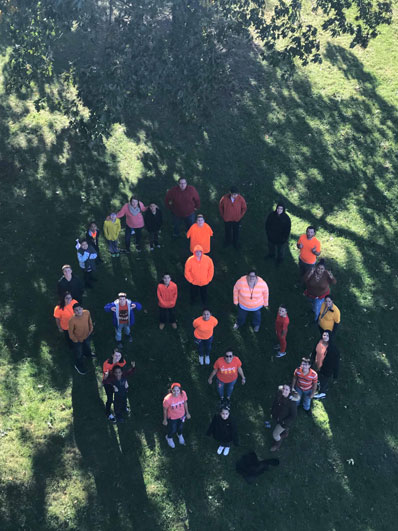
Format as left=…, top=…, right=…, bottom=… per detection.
left=206, top=406, right=239, bottom=456
left=76, top=239, right=97, bottom=288
left=312, top=331, right=340, bottom=399
left=86, top=221, right=102, bottom=264
left=103, top=362, right=136, bottom=423
left=144, top=202, right=163, bottom=250
left=265, top=203, right=291, bottom=264
left=270, top=384, right=300, bottom=451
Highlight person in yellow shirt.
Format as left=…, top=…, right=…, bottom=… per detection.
left=318, top=295, right=340, bottom=336
left=103, top=212, right=121, bottom=257
left=186, top=214, right=213, bottom=254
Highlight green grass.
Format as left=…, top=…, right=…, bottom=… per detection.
left=0, top=4, right=398, bottom=531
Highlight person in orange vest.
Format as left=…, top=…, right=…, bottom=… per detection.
left=233, top=270, right=269, bottom=332
left=186, top=214, right=213, bottom=254
left=219, top=186, right=247, bottom=248
left=184, top=244, right=214, bottom=305
left=157, top=273, right=178, bottom=330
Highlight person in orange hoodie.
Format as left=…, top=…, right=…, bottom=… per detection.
left=157, top=273, right=178, bottom=330
left=184, top=244, right=214, bottom=305
left=219, top=186, right=247, bottom=248
left=193, top=308, right=218, bottom=365
left=186, top=214, right=213, bottom=254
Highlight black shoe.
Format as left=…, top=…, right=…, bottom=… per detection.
left=304, top=408, right=312, bottom=416
left=74, top=364, right=86, bottom=375
left=265, top=254, right=275, bottom=260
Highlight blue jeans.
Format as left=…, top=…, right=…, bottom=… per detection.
left=115, top=323, right=131, bottom=341
left=167, top=417, right=184, bottom=438
left=295, top=387, right=312, bottom=411
left=237, top=305, right=261, bottom=328
left=172, top=212, right=195, bottom=236
left=194, top=335, right=213, bottom=357
left=216, top=378, right=237, bottom=399
left=307, top=296, right=325, bottom=322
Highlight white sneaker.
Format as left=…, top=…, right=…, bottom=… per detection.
left=177, top=434, right=185, bottom=445
left=217, top=446, right=224, bottom=455
left=223, top=447, right=230, bottom=456
left=165, top=436, right=175, bottom=448
left=199, top=356, right=204, bottom=365
left=314, top=392, right=326, bottom=399
left=233, top=323, right=239, bottom=330
left=205, top=355, right=210, bottom=365
left=276, top=351, right=286, bottom=358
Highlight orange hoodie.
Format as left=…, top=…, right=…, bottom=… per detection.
left=184, top=245, right=214, bottom=286
left=157, top=281, right=178, bottom=308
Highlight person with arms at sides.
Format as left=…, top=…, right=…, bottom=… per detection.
left=103, top=362, right=136, bottom=423
left=57, top=264, right=84, bottom=303
left=76, top=238, right=97, bottom=288
left=233, top=270, right=269, bottom=332
left=163, top=383, right=191, bottom=448
left=265, top=202, right=291, bottom=264
left=144, top=202, right=163, bottom=251
left=104, top=292, right=142, bottom=345
left=269, top=384, right=300, bottom=451
left=193, top=308, right=218, bottom=365
left=311, top=331, right=340, bottom=400
left=102, top=348, right=127, bottom=422
left=186, top=214, right=213, bottom=254
left=53, top=292, right=78, bottom=348
left=68, top=303, right=95, bottom=375
left=219, top=186, right=247, bottom=249
left=117, top=195, right=147, bottom=252
left=157, top=273, right=178, bottom=330
left=274, top=304, right=290, bottom=358
left=318, top=295, right=341, bottom=337
left=103, top=212, right=121, bottom=258
left=297, top=226, right=321, bottom=277
left=206, top=406, right=239, bottom=456
left=184, top=244, right=214, bottom=305
left=304, top=259, right=336, bottom=322
left=165, top=177, right=200, bottom=237
left=86, top=221, right=102, bottom=264
left=291, top=357, right=318, bottom=415
left=208, top=350, right=246, bottom=406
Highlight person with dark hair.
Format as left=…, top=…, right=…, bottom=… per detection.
left=104, top=292, right=142, bottom=344
left=144, top=202, right=163, bottom=250
left=265, top=203, right=291, bottom=263
left=76, top=239, right=97, bottom=288
left=53, top=292, right=78, bottom=348
left=219, top=186, right=247, bottom=248
left=57, top=264, right=84, bottom=303
left=117, top=196, right=147, bottom=252
left=163, top=383, right=191, bottom=448
left=165, top=177, right=200, bottom=237
left=318, top=295, right=341, bottom=337
left=291, top=358, right=318, bottom=415
left=186, top=214, right=213, bottom=254
left=274, top=305, right=290, bottom=358
left=103, top=362, right=136, bottom=423
left=297, top=226, right=321, bottom=276
left=184, top=245, right=214, bottom=305
left=270, top=384, right=300, bottom=451
left=208, top=350, right=246, bottom=406
left=68, top=303, right=94, bottom=375
left=233, top=271, right=269, bottom=332
left=86, top=221, right=102, bottom=264
left=157, top=274, right=178, bottom=330
left=102, top=348, right=127, bottom=422
left=103, top=212, right=121, bottom=257
left=304, top=259, right=336, bottom=321
left=312, top=331, right=340, bottom=399
left=206, top=406, right=239, bottom=456
left=193, top=308, right=218, bottom=365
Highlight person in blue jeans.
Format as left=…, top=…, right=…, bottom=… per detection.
left=291, top=358, right=318, bottom=415
left=193, top=309, right=218, bottom=366
left=104, top=292, right=142, bottom=344
left=208, top=350, right=246, bottom=406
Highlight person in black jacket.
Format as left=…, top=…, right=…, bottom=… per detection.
left=86, top=221, right=102, bottom=264
left=144, top=203, right=163, bottom=250
left=265, top=203, right=291, bottom=264
left=103, top=363, right=136, bottom=423
left=270, top=384, right=299, bottom=451
left=312, top=334, right=340, bottom=399
left=57, top=264, right=84, bottom=303
left=206, top=406, right=239, bottom=456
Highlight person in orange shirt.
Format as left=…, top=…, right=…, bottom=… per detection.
left=53, top=292, right=78, bottom=348
left=186, top=214, right=213, bottom=254
left=219, top=186, right=247, bottom=248
left=193, top=309, right=218, bottom=365
left=208, top=350, right=246, bottom=406
left=297, top=226, right=321, bottom=276
left=157, top=273, right=178, bottom=330
left=184, top=244, right=214, bottom=305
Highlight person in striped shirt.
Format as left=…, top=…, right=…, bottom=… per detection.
left=291, top=358, right=318, bottom=415
left=233, top=270, right=269, bottom=332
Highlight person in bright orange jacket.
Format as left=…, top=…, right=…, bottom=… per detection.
left=186, top=214, right=213, bottom=254
left=184, top=244, right=214, bottom=305
left=157, top=273, right=178, bottom=330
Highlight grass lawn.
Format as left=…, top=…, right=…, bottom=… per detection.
left=0, top=3, right=398, bottom=530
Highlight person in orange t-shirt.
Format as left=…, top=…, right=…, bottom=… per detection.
left=163, top=383, right=191, bottom=448
left=186, top=214, right=213, bottom=254
left=208, top=350, right=246, bottom=406
left=193, top=309, right=218, bottom=366
left=297, top=226, right=321, bottom=276
left=184, top=245, right=214, bottom=305
left=53, top=292, right=78, bottom=348
left=157, top=273, right=178, bottom=330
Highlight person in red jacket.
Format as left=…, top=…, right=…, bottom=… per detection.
left=219, top=186, right=247, bottom=248
left=165, top=177, right=200, bottom=237
left=157, top=273, right=178, bottom=330
left=274, top=305, right=290, bottom=358
left=184, top=244, right=214, bottom=305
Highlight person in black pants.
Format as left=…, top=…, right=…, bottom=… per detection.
left=103, top=362, right=136, bottom=423
left=265, top=202, right=291, bottom=264
left=86, top=221, right=102, bottom=264
left=206, top=406, right=239, bottom=456
left=57, top=264, right=84, bottom=303
left=102, top=349, right=127, bottom=422
left=144, top=203, right=163, bottom=250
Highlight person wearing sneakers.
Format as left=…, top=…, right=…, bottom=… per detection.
left=219, top=186, right=247, bottom=248
left=103, top=212, right=121, bottom=257
left=206, top=406, right=239, bottom=456
left=163, top=383, right=191, bottom=448
left=144, top=202, right=163, bottom=250
left=270, top=384, right=300, bottom=451
left=297, top=226, right=321, bottom=277
left=318, top=295, right=341, bottom=337
left=233, top=270, right=269, bottom=332
left=68, top=303, right=94, bottom=375
left=274, top=305, right=290, bottom=358
left=193, top=309, right=218, bottom=365
left=312, top=331, right=340, bottom=400
left=104, top=292, right=142, bottom=344
left=186, top=214, right=213, bottom=254
left=103, top=362, right=136, bottom=423
left=117, top=196, right=148, bottom=252
left=208, top=350, right=246, bottom=406
left=157, top=274, right=178, bottom=330
left=102, top=348, right=127, bottom=422
left=291, top=358, right=318, bottom=415
left=184, top=244, right=214, bottom=305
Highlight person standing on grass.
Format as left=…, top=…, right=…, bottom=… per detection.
left=117, top=196, right=147, bottom=252
left=163, top=383, right=191, bottom=448
left=193, top=309, right=218, bottom=365
left=206, top=406, right=239, bottom=456
left=54, top=292, right=78, bottom=349
left=269, top=384, right=300, bottom=452
left=233, top=270, right=269, bottom=332
left=184, top=244, right=214, bottom=305
left=102, top=348, right=127, bottom=422
left=297, top=226, right=321, bottom=276
left=304, top=259, right=336, bottom=322
left=186, top=214, right=213, bottom=254
left=68, top=303, right=94, bottom=375
left=291, top=358, right=318, bottom=415
left=86, top=221, right=102, bottom=264
left=57, top=264, right=84, bottom=303
left=104, top=292, right=142, bottom=345
left=76, top=238, right=97, bottom=288
left=274, top=305, right=290, bottom=358
left=165, top=177, right=200, bottom=237
left=265, top=202, right=291, bottom=263
left=312, top=331, right=340, bottom=400
left=103, top=362, right=136, bottom=423
left=103, top=212, right=121, bottom=257
left=318, top=295, right=341, bottom=337
left=208, top=350, right=246, bottom=406
left=157, top=274, right=178, bottom=330
left=144, top=202, right=163, bottom=250
left=219, top=186, right=247, bottom=249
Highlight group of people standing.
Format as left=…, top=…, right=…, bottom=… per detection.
left=53, top=177, right=341, bottom=457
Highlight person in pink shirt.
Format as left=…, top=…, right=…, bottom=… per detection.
left=163, top=382, right=191, bottom=448
left=117, top=196, right=147, bottom=252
